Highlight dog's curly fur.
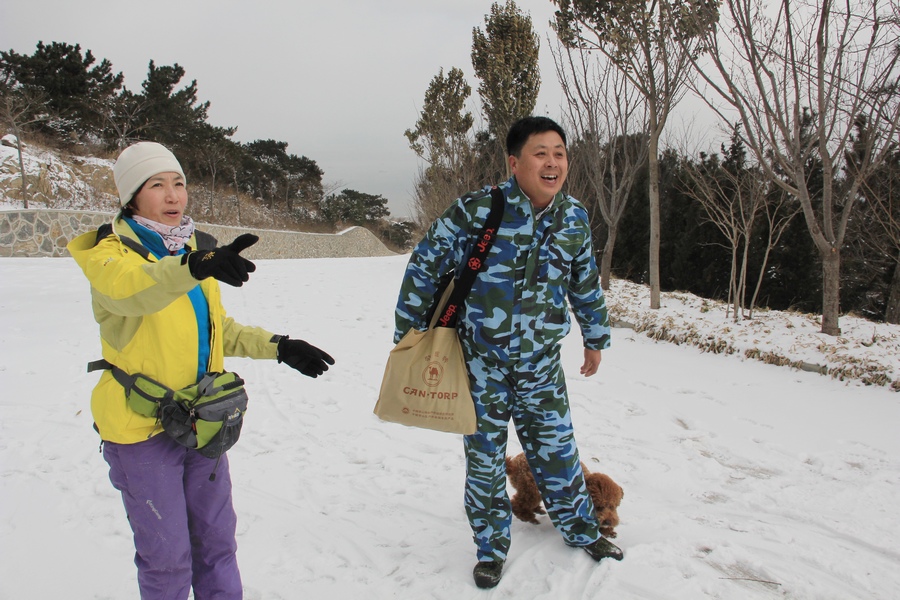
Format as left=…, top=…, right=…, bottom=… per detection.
left=505, top=452, right=623, bottom=538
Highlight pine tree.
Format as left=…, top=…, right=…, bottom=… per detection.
left=471, top=0, right=541, bottom=181
left=471, top=1, right=541, bottom=139
left=405, top=67, right=478, bottom=225
left=0, top=41, right=123, bottom=142
left=321, top=189, right=389, bottom=225
left=137, top=61, right=210, bottom=156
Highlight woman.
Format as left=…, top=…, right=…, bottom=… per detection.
left=68, top=141, right=333, bottom=599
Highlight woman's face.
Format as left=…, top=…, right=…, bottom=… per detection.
left=130, top=172, right=188, bottom=226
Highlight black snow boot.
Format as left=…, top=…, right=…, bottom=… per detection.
left=473, top=560, right=504, bottom=589
left=583, top=538, right=624, bottom=562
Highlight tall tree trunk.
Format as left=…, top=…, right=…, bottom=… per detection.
left=820, top=248, right=842, bottom=335
left=885, top=253, right=900, bottom=324
left=648, top=131, right=661, bottom=309
left=285, top=175, right=293, bottom=212
left=737, top=234, right=752, bottom=321
left=15, top=134, right=29, bottom=209
left=728, top=244, right=738, bottom=321
left=209, top=171, right=217, bottom=221
left=749, top=242, right=772, bottom=320
left=232, top=171, right=242, bottom=226
left=601, top=225, right=618, bottom=292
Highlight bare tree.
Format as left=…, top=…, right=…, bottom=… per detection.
left=228, top=162, right=243, bottom=226
left=194, top=125, right=238, bottom=221
left=550, top=37, right=649, bottom=290
left=750, top=184, right=802, bottom=319
left=688, top=0, right=900, bottom=335
left=0, top=86, right=49, bottom=208
left=552, top=0, right=719, bottom=309
left=679, top=152, right=757, bottom=321
left=97, top=90, right=151, bottom=151
left=678, top=133, right=800, bottom=320
left=410, top=155, right=481, bottom=227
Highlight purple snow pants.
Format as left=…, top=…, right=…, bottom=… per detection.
left=103, top=433, right=242, bottom=600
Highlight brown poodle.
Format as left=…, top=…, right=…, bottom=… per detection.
left=505, top=452, right=623, bottom=538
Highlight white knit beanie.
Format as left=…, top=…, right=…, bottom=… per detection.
left=113, top=141, right=186, bottom=207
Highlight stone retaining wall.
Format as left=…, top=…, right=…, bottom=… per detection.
left=0, top=209, right=398, bottom=259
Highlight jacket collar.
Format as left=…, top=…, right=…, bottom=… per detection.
left=504, top=176, right=564, bottom=218
left=110, top=217, right=154, bottom=260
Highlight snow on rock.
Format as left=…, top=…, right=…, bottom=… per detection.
left=0, top=143, right=118, bottom=212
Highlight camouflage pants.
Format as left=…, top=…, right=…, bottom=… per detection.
left=462, top=345, right=600, bottom=562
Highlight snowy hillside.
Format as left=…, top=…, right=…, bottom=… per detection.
left=0, top=138, right=119, bottom=212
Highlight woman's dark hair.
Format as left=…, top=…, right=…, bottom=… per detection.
left=506, top=116, right=567, bottom=157
left=119, top=177, right=149, bottom=218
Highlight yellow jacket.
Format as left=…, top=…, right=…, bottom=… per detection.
left=68, top=218, right=277, bottom=444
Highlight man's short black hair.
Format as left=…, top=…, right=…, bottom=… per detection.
left=506, top=116, right=567, bottom=157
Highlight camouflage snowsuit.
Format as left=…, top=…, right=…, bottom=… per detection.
left=395, top=177, right=612, bottom=562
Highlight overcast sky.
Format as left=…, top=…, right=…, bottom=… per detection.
left=1, top=0, right=581, bottom=217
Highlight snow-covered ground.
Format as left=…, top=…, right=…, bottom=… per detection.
left=1, top=254, right=898, bottom=599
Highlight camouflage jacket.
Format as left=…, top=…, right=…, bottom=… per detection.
left=394, top=176, right=611, bottom=364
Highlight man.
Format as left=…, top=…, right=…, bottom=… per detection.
left=394, top=117, right=622, bottom=589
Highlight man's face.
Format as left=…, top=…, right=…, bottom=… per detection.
left=508, top=130, right=568, bottom=209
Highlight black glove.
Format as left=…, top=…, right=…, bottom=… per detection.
left=185, top=234, right=259, bottom=287
left=277, top=336, right=335, bottom=378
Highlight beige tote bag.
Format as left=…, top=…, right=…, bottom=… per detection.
left=374, top=281, right=476, bottom=434
left=375, top=186, right=505, bottom=435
